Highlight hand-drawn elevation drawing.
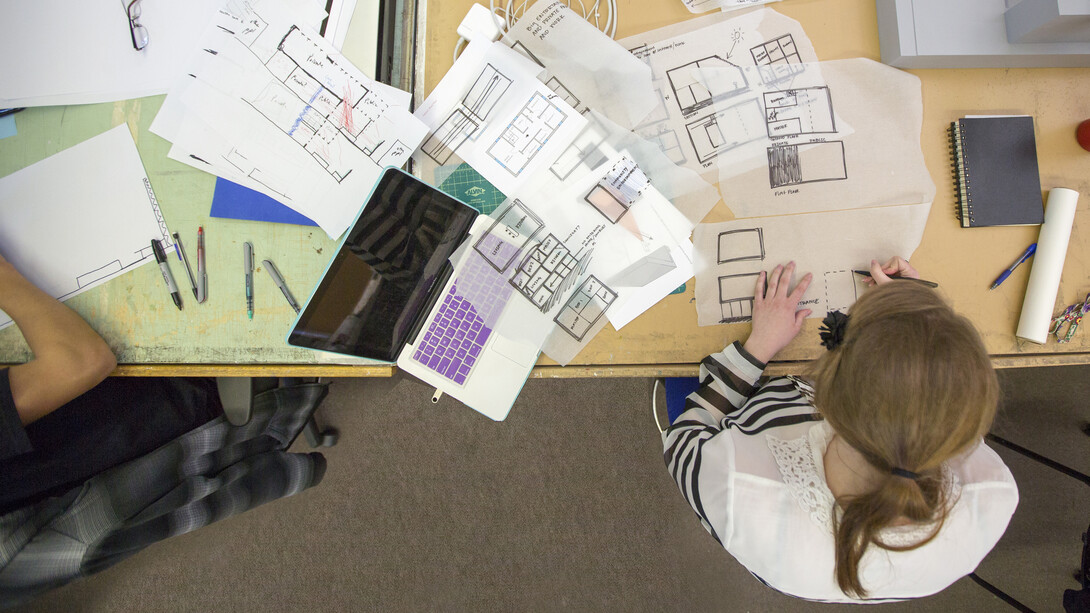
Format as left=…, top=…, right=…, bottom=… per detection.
left=550, top=114, right=609, bottom=181
left=685, top=97, right=765, bottom=164
left=718, top=272, right=760, bottom=323
left=474, top=199, right=545, bottom=272
left=767, top=140, right=847, bottom=188
left=750, top=34, right=804, bottom=84
left=554, top=275, right=617, bottom=341
left=717, top=227, right=766, bottom=264
left=243, top=26, right=407, bottom=182
left=510, top=234, right=590, bottom=312
left=764, top=87, right=836, bottom=139
left=583, top=156, right=650, bottom=224
left=422, top=63, right=513, bottom=164
left=487, top=93, right=570, bottom=176
left=667, top=56, right=749, bottom=115
left=824, top=269, right=859, bottom=313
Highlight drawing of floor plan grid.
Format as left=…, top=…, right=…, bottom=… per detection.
left=422, top=110, right=480, bottom=164
left=666, top=56, right=749, bottom=115
left=487, top=93, right=569, bottom=177
left=764, top=87, right=836, bottom=139
left=717, top=228, right=765, bottom=264
left=750, top=34, right=804, bottom=84
left=554, top=276, right=617, bottom=341
left=474, top=199, right=544, bottom=272
left=719, top=272, right=760, bottom=323
left=510, top=234, right=588, bottom=311
left=465, top=64, right=513, bottom=122
left=767, top=141, right=847, bottom=188
left=421, top=63, right=513, bottom=164
left=244, top=26, right=395, bottom=183
left=685, top=97, right=765, bottom=164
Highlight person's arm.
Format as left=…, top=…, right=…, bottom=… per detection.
left=0, top=254, right=116, bottom=425
left=860, top=256, right=920, bottom=286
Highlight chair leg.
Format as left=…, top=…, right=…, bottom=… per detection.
left=303, top=415, right=338, bottom=448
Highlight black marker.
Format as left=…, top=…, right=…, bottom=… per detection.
left=152, top=239, right=182, bottom=310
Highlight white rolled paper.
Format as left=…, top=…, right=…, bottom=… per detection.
left=1016, top=188, right=1081, bottom=344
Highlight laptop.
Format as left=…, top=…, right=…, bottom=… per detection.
left=287, top=167, right=540, bottom=421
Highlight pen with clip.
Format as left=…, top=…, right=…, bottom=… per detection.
left=151, top=239, right=182, bottom=310
left=990, top=243, right=1037, bottom=290
left=244, top=241, right=254, bottom=320
left=263, top=259, right=300, bottom=313
left=196, top=227, right=207, bottom=303
left=172, top=232, right=199, bottom=300
left=852, top=269, right=939, bottom=288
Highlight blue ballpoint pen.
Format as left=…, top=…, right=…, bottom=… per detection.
left=990, top=243, right=1037, bottom=290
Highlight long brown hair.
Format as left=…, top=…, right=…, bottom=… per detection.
left=809, top=282, right=998, bottom=598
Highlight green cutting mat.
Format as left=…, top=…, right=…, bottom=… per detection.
left=436, top=163, right=506, bottom=216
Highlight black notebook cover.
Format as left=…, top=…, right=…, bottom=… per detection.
left=949, top=116, right=1044, bottom=228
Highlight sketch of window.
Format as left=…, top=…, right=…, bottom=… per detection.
left=719, top=273, right=760, bottom=323
left=666, top=56, right=748, bottom=115
left=750, top=34, right=804, bottom=84
left=717, top=228, right=765, bottom=264
left=584, top=156, right=649, bottom=224
left=554, top=275, right=617, bottom=341
left=421, top=109, right=479, bottom=164
left=767, top=141, right=847, bottom=189
left=824, top=269, right=859, bottom=313
left=510, top=235, right=590, bottom=312
left=473, top=199, right=545, bottom=272
left=550, top=115, right=609, bottom=180
left=764, top=87, right=836, bottom=139
left=685, top=97, right=765, bottom=164
left=487, top=93, right=569, bottom=177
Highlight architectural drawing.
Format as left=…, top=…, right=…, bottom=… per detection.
left=553, top=276, right=617, bottom=341
left=473, top=199, right=545, bottom=272
left=546, top=77, right=581, bottom=110
left=686, top=97, right=765, bottom=164
left=667, top=56, right=749, bottom=115
left=422, top=63, right=513, bottom=164
left=422, top=110, right=479, bottom=164
left=764, top=86, right=836, bottom=139
left=767, top=140, right=847, bottom=188
left=824, top=269, right=859, bottom=313
left=750, top=34, right=804, bottom=84
left=583, top=156, right=650, bottom=224
left=718, top=272, right=760, bottom=323
left=487, top=93, right=570, bottom=177
left=509, top=234, right=590, bottom=312
left=717, top=228, right=765, bottom=264
left=550, top=114, right=610, bottom=181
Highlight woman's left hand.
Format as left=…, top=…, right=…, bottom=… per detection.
left=743, top=261, right=812, bottom=363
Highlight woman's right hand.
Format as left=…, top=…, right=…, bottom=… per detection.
left=864, top=256, right=919, bottom=285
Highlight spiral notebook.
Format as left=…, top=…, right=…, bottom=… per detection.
left=949, top=116, right=1044, bottom=228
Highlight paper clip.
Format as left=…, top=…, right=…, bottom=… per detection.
left=1048, top=293, right=1090, bottom=343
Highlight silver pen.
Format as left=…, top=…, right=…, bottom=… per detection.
left=197, top=226, right=207, bottom=303
left=172, top=232, right=199, bottom=300
left=244, top=242, right=254, bottom=320
left=263, top=259, right=300, bottom=313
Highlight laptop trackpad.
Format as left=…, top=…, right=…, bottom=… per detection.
left=489, top=335, right=539, bottom=368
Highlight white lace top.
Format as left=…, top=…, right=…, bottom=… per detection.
left=663, top=343, right=1019, bottom=603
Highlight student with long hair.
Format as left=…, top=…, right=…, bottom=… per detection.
left=664, top=257, right=1017, bottom=602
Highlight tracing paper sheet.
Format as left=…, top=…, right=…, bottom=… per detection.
left=683, top=0, right=782, bottom=15
left=502, top=0, right=658, bottom=130
left=692, top=202, right=931, bottom=326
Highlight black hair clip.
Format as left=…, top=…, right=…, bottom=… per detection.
left=818, top=310, right=849, bottom=350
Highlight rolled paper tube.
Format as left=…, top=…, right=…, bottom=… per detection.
left=1016, top=188, right=1080, bottom=344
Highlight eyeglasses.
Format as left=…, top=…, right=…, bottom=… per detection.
left=125, top=0, right=149, bottom=51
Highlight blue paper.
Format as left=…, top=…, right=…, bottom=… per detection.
left=0, top=115, right=16, bottom=140
left=210, top=178, right=318, bottom=226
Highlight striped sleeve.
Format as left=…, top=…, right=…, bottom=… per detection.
left=661, top=342, right=765, bottom=545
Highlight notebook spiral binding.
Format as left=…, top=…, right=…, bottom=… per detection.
left=949, top=120, right=973, bottom=226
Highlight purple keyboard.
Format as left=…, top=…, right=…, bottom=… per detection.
left=412, top=253, right=513, bottom=386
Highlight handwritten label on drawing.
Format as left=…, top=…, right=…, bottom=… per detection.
left=526, top=1, right=568, bottom=40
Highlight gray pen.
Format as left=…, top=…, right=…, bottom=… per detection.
left=263, top=259, right=300, bottom=313
left=244, top=242, right=254, bottom=320
left=172, top=232, right=199, bottom=300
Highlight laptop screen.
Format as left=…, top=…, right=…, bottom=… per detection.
left=287, top=169, right=477, bottom=361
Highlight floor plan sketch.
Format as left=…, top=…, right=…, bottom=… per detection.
left=667, top=56, right=749, bottom=115
left=750, top=34, right=804, bottom=84
left=487, top=93, right=570, bottom=177
left=422, top=109, right=479, bottom=164
left=767, top=140, right=847, bottom=188
left=764, top=86, right=836, bottom=139
left=718, top=272, right=760, bottom=323
left=474, top=199, right=545, bottom=272
left=686, top=97, right=765, bottom=164
left=422, top=63, right=513, bottom=164
left=553, top=276, right=617, bottom=341
left=550, top=116, right=609, bottom=180
left=824, top=269, right=859, bottom=313
left=546, top=77, right=581, bottom=110
left=465, top=64, right=513, bottom=124
left=510, top=234, right=590, bottom=312
left=584, top=156, right=650, bottom=224
left=717, top=228, right=765, bottom=264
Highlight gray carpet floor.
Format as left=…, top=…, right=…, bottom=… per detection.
left=12, top=366, right=1090, bottom=612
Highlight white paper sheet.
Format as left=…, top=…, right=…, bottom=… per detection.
left=692, top=202, right=931, bottom=326
left=413, top=39, right=588, bottom=197
left=0, top=125, right=170, bottom=329
left=683, top=0, right=781, bottom=14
